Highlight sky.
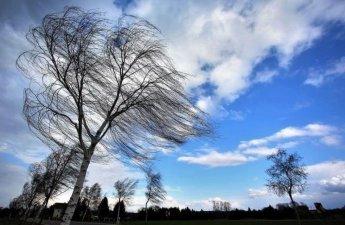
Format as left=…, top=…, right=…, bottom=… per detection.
left=1, top=0, right=345, bottom=212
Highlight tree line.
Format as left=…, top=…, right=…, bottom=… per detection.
left=5, top=149, right=166, bottom=224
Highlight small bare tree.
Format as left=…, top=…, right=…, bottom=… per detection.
left=266, top=149, right=308, bottom=225
left=114, top=178, right=138, bottom=224
left=17, top=7, right=211, bottom=225
left=81, top=183, right=102, bottom=221
left=34, top=149, right=80, bottom=224
left=21, top=164, right=45, bottom=223
left=144, top=168, right=166, bottom=223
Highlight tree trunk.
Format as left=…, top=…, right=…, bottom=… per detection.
left=145, top=201, right=148, bottom=224
left=22, top=200, right=33, bottom=224
left=32, top=197, right=48, bottom=225
left=116, top=199, right=121, bottom=224
left=82, top=201, right=90, bottom=221
left=60, top=155, right=91, bottom=225
left=289, top=193, right=301, bottom=225
left=38, top=196, right=50, bottom=225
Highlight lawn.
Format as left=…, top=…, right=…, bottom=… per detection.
left=1, top=219, right=345, bottom=225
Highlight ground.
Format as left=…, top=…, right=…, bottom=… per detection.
left=2, top=219, right=345, bottom=225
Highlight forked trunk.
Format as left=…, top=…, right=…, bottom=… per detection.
left=60, top=155, right=91, bottom=225
left=289, top=193, right=302, bottom=225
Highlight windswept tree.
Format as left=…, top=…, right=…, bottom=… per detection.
left=17, top=7, right=211, bottom=225
left=81, top=183, right=102, bottom=221
left=266, top=149, right=308, bottom=225
left=9, top=195, right=26, bottom=218
left=21, top=164, right=45, bottom=222
left=144, top=168, right=166, bottom=223
left=114, top=178, right=138, bottom=224
left=34, top=149, right=80, bottom=224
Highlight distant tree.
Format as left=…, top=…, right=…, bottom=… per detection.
left=211, top=200, right=230, bottom=211
left=21, top=164, right=45, bottom=222
left=114, top=178, right=138, bottom=224
left=97, top=197, right=109, bottom=221
left=113, top=201, right=125, bottom=221
left=81, top=183, right=102, bottom=221
left=266, top=149, right=308, bottom=225
left=9, top=195, right=26, bottom=218
left=89, top=183, right=102, bottom=210
left=144, top=168, right=166, bottom=223
left=17, top=7, right=211, bottom=225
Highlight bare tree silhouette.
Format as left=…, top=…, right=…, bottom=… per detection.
left=144, top=167, right=166, bottom=223
left=34, top=149, right=80, bottom=225
left=21, top=164, right=45, bottom=224
left=145, top=167, right=166, bottom=223
left=17, top=6, right=211, bottom=225
left=266, top=149, right=308, bottom=225
left=114, top=178, right=138, bottom=224
left=80, top=183, right=102, bottom=221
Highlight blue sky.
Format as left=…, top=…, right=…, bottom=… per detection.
left=1, top=0, right=345, bottom=211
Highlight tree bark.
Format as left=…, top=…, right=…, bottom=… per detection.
left=60, top=155, right=91, bottom=225
left=82, top=201, right=90, bottom=221
left=289, top=193, right=302, bottom=225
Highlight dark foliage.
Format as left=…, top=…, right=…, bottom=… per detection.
left=98, top=197, right=110, bottom=221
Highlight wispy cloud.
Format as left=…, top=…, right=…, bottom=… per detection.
left=0, top=162, right=28, bottom=207
left=248, top=188, right=269, bottom=199
left=178, top=150, right=256, bottom=167
left=178, top=123, right=342, bottom=168
left=305, top=57, right=345, bottom=87
left=253, top=69, right=279, bottom=83
left=239, top=123, right=339, bottom=149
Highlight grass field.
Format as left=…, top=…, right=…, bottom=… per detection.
left=1, top=218, right=345, bottom=225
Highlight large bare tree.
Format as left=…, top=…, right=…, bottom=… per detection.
left=144, top=168, right=166, bottom=223
left=266, top=149, right=308, bottom=225
left=114, top=178, right=138, bottom=224
left=17, top=6, right=211, bottom=225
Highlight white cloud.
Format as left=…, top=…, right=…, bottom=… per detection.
left=178, top=150, right=256, bottom=167
left=178, top=123, right=342, bottom=168
left=243, top=146, right=278, bottom=157
left=248, top=188, right=269, bottom=199
left=321, top=175, right=345, bottom=193
left=307, top=160, right=345, bottom=187
left=196, top=96, right=228, bottom=118
left=305, top=57, right=345, bottom=87
left=127, top=0, right=345, bottom=109
left=254, top=70, right=278, bottom=83
left=321, top=135, right=342, bottom=146
left=239, top=123, right=339, bottom=149
left=0, top=163, right=28, bottom=207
